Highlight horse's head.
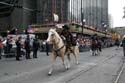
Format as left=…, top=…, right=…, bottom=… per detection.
left=47, top=28, right=60, bottom=43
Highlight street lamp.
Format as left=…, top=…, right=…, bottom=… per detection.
left=104, top=24, right=107, bottom=37
left=101, top=22, right=107, bottom=37
left=7, top=30, right=10, bottom=33
left=82, top=19, right=86, bottom=36
left=102, top=22, right=106, bottom=30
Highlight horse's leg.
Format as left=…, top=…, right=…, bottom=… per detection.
left=48, top=54, right=57, bottom=76
left=95, top=47, right=97, bottom=56
left=97, top=48, right=100, bottom=55
left=96, top=49, right=98, bottom=55
left=94, top=49, right=96, bottom=55
left=92, top=50, right=94, bottom=56
left=97, top=47, right=100, bottom=55
left=67, top=53, right=71, bottom=69
left=93, top=49, right=96, bottom=56
left=61, top=54, right=68, bottom=70
left=73, top=46, right=79, bottom=65
left=95, top=48, right=98, bottom=56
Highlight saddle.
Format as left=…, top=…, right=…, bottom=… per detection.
left=60, top=36, right=75, bottom=53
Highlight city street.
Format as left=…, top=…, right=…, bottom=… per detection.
left=0, top=0, right=125, bottom=83
left=0, top=47, right=125, bottom=83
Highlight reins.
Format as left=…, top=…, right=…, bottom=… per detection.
left=52, top=37, right=65, bottom=56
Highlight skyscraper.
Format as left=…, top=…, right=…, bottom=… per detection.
left=37, top=0, right=69, bottom=24
left=37, top=0, right=109, bottom=30
left=0, top=0, right=109, bottom=31
left=68, top=0, right=108, bottom=30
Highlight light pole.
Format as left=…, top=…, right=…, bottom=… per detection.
left=81, top=0, right=86, bottom=37
left=102, top=22, right=107, bottom=37
left=82, top=19, right=86, bottom=36
left=104, top=24, right=107, bottom=37
left=123, top=6, right=125, bottom=18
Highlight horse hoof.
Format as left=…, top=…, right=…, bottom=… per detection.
left=76, top=62, right=79, bottom=65
left=48, top=73, right=52, bottom=76
left=48, top=72, right=52, bottom=76
left=77, top=62, right=80, bottom=65
left=65, top=67, right=68, bottom=70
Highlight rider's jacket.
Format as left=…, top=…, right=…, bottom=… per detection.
left=60, top=29, right=76, bottom=47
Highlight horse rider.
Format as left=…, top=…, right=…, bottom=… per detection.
left=60, top=25, right=76, bottom=52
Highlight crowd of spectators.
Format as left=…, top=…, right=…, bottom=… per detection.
left=0, top=34, right=116, bottom=60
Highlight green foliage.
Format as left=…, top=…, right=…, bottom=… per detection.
left=108, top=28, right=117, bottom=34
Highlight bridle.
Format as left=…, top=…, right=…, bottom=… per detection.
left=50, top=31, right=65, bottom=55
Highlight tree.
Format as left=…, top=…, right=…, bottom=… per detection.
left=107, top=28, right=117, bottom=34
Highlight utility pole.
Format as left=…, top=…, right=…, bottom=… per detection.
left=81, top=0, right=86, bottom=37
left=81, top=0, right=82, bottom=24
left=123, top=6, right=125, bottom=18
left=81, top=0, right=83, bottom=36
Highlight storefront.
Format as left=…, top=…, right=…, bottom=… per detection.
left=28, top=23, right=112, bottom=40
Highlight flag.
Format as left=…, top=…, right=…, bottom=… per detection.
left=53, top=13, right=59, bottom=22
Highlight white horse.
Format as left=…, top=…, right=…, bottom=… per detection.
left=46, top=28, right=79, bottom=75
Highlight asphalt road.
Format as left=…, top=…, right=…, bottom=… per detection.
left=0, top=47, right=124, bottom=83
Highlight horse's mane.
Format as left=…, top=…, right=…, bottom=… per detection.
left=49, top=28, right=61, bottom=39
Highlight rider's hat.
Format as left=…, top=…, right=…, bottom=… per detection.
left=62, top=25, right=69, bottom=30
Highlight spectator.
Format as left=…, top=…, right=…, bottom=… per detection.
left=6, top=38, right=12, bottom=55
left=115, top=39, right=120, bottom=48
left=25, top=35, right=31, bottom=59
left=0, top=39, right=3, bottom=59
left=16, top=37, right=22, bottom=61
left=33, top=36, right=40, bottom=58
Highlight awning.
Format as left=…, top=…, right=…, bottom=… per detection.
left=27, top=27, right=62, bottom=33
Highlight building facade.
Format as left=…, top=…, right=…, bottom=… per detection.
left=37, top=0, right=69, bottom=24
left=68, top=0, right=108, bottom=31
left=0, top=0, right=37, bottom=32
left=115, top=27, right=125, bottom=38
left=0, top=0, right=109, bottom=32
